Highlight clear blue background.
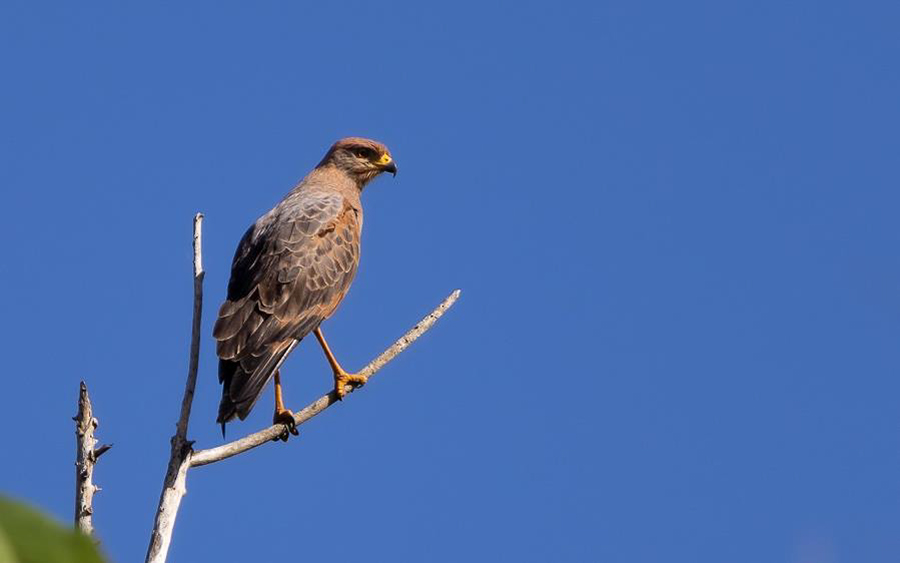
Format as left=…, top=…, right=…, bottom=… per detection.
left=1, top=2, right=898, bottom=562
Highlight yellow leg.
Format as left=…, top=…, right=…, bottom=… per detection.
left=314, top=327, right=369, bottom=399
left=272, top=371, right=298, bottom=441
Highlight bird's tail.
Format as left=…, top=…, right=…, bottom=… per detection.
left=216, top=339, right=298, bottom=436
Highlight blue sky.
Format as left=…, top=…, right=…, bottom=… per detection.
left=1, top=1, right=898, bottom=562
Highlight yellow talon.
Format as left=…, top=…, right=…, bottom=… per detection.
left=272, top=371, right=298, bottom=441
left=334, top=371, right=369, bottom=399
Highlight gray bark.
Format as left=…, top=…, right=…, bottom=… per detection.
left=145, top=213, right=204, bottom=563
left=74, top=381, right=111, bottom=536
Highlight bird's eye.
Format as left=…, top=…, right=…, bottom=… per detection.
left=354, top=148, right=372, bottom=159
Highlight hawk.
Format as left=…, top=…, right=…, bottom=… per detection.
left=212, top=137, right=397, bottom=437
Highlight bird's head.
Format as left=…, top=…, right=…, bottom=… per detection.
left=318, top=137, right=397, bottom=188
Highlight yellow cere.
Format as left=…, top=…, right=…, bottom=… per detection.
left=376, top=153, right=393, bottom=165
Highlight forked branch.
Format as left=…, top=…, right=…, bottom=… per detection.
left=143, top=212, right=459, bottom=563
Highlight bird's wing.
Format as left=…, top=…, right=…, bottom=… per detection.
left=213, top=189, right=361, bottom=419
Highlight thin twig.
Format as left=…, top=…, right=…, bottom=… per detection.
left=145, top=213, right=204, bottom=563
left=176, top=213, right=205, bottom=443
left=74, top=381, right=111, bottom=536
left=190, top=288, right=461, bottom=467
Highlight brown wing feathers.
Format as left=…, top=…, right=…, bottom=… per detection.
left=213, top=191, right=361, bottom=427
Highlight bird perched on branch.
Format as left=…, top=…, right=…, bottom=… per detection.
left=213, top=137, right=397, bottom=438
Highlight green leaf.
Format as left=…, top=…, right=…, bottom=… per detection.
left=0, top=496, right=107, bottom=563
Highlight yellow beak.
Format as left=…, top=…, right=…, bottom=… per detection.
left=376, top=153, right=397, bottom=176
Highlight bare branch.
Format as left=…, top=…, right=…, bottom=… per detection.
left=189, top=288, right=462, bottom=467
left=145, top=213, right=204, bottom=563
left=142, top=212, right=459, bottom=562
left=74, top=381, right=110, bottom=536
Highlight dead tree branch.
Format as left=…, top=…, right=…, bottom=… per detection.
left=74, top=381, right=111, bottom=536
left=190, top=288, right=461, bottom=467
left=145, top=213, right=204, bottom=563
left=143, top=212, right=460, bottom=563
